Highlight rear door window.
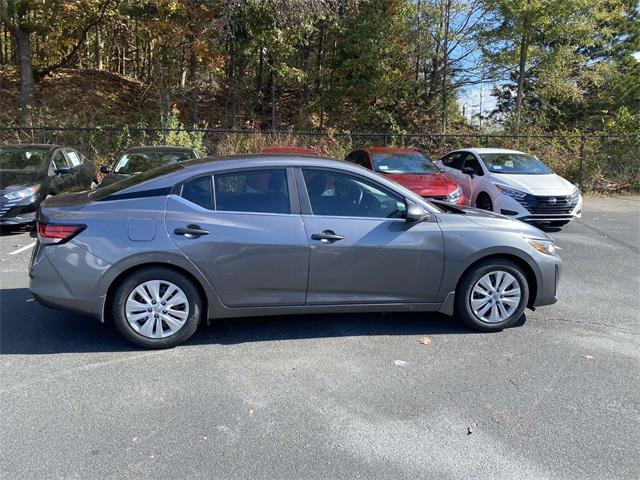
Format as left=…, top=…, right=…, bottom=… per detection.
left=182, top=176, right=214, bottom=210
left=214, top=169, right=290, bottom=214
left=66, top=150, right=83, bottom=167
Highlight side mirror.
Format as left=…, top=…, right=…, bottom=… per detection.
left=462, top=166, right=476, bottom=177
left=405, top=202, right=429, bottom=223
left=99, top=165, right=111, bottom=174
left=55, top=166, right=72, bottom=175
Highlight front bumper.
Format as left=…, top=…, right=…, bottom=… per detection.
left=496, top=194, right=582, bottom=224
left=0, top=199, right=38, bottom=224
left=530, top=251, right=562, bottom=308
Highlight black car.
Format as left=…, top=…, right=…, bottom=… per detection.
left=0, top=144, right=97, bottom=225
left=99, top=145, right=200, bottom=187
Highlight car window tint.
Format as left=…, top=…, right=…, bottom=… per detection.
left=51, top=150, right=70, bottom=171
left=214, top=169, right=290, bottom=214
left=442, top=153, right=463, bottom=170
left=302, top=169, right=406, bottom=219
left=182, top=176, right=213, bottom=210
left=463, top=154, right=483, bottom=175
left=66, top=150, right=83, bottom=167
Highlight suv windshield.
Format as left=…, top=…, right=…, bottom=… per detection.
left=114, top=151, right=195, bottom=175
left=371, top=153, right=440, bottom=174
left=0, top=147, right=50, bottom=170
left=480, top=153, right=552, bottom=175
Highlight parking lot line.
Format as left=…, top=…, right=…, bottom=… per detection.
left=8, top=242, right=36, bottom=255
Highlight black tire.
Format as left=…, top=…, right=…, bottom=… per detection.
left=112, top=267, right=203, bottom=349
left=476, top=193, right=493, bottom=212
left=454, top=259, right=529, bottom=332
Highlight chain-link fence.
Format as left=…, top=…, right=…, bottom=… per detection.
left=1, top=126, right=638, bottom=191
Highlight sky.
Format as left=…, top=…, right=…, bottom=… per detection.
left=458, top=84, right=499, bottom=126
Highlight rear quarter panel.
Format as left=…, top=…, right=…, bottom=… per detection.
left=44, top=195, right=221, bottom=320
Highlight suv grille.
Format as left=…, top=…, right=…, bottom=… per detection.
left=519, top=194, right=578, bottom=215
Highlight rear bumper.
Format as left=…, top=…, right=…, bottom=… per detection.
left=29, top=241, right=110, bottom=319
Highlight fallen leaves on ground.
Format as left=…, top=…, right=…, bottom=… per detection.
left=583, top=355, right=594, bottom=360
left=467, top=423, right=477, bottom=435
left=419, top=336, right=432, bottom=345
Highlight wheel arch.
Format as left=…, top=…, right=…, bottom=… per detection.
left=98, top=254, right=218, bottom=324
left=474, top=190, right=493, bottom=209
left=455, top=253, right=538, bottom=308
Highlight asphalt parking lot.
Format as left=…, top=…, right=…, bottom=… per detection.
left=0, top=196, right=638, bottom=480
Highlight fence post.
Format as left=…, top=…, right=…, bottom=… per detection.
left=484, top=135, right=489, bottom=147
left=579, top=134, right=585, bottom=190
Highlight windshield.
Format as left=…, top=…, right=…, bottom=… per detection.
left=371, top=153, right=440, bottom=174
left=0, top=147, right=49, bottom=170
left=91, top=163, right=183, bottom=200
left=113, top=151, right=196, bottom=175
left=480, top=153, right=552, bottom=175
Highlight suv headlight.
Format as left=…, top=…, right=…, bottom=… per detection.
left=495, top=184, right=527, bottom=200
left=524, top=235, right=559, bottom=255
left=447, top=186, right=462, bottom=203
left=3, top=184, right=40, bottom=200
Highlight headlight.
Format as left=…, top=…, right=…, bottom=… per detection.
left=570, top=187, right=580, bottom=203
left=447, top=186, right=462, bottom=203
left=3, top=184, right=40, bottom=200
left=495, top=184, right=527, bottom=200
left=524, top=235, right=559, bottom=255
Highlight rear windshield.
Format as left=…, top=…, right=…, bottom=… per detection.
left=90, top=163, right=183, bottom=200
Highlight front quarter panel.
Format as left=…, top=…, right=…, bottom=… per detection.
left=435, top=214, right=558, bottom=305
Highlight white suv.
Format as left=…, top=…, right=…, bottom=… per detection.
left=436, top=148, right=582, bottom=226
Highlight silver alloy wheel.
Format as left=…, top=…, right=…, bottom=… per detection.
left=469, top=271, right=521, bottom=324
left=125, top=280, right=190, bottom=339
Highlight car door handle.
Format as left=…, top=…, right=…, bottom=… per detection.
left=311, top=230, right=344, bottom=243
left=174, top=225, right=210, bottom=238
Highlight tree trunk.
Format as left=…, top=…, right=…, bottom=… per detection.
left=190, top=49, right=198, bottom=125
left=270, top=69, right=276, bottom=131
left=14, top=28, right=34, bottom=121
left=440, top=0, right=451, bottom=134
left=95, top=27, right=103, bottom=70
left=514, top=33, right=528, bottom=134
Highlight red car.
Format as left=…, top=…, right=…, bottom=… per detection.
left=260, top=147, right=318, bottom=155
left=345, top=148, right=464, bottom=204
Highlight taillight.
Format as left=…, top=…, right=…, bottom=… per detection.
left=37, top=222, right=85, bottom=245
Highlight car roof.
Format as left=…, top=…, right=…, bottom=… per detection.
left=125, top=145, right=196, bottom=153
left=1, top=144, right=61, bottom=150
left=358, top=147, right=420, bottom=154
left=260, top=147, right=317, bottom=155
left=183, top=154, right=342, bottom=172
left=453, top=147, right=526, bottom=155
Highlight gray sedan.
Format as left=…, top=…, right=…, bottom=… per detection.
left=29, top=155, right=561, bottom=348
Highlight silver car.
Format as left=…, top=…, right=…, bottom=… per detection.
left=29, top=155, right=561, bottom=348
